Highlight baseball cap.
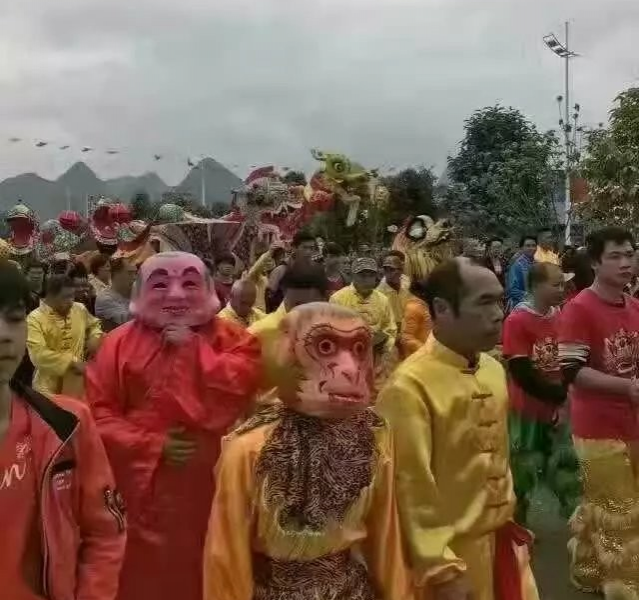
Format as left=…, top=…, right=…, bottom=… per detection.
left=352, top=257, right=378, bottom=274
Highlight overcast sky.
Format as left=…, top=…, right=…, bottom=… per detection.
left=1, top=0, right=637, bottom=185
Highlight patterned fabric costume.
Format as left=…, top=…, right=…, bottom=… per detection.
left=86, top=252, right=260, bottom=600
left=204, top=303, right=413, bottom=600
left=378, top=335, right=539, bottom=600
left=559, top=289, right=639, bottom=599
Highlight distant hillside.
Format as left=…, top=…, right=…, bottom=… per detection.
left=176, top=158, right=242, bottom=205
left=0, top=158, right=240, bottom=220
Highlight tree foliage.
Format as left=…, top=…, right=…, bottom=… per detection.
left=577, top=87, right=639, bottom=232
left=282, top=170, right=307, bottom=186
left=444, top=105, right=562, bottom=238
left=129, top=191, right=156, bottom=221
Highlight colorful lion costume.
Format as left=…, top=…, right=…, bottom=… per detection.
left=392, top=214, right=455, bottom=280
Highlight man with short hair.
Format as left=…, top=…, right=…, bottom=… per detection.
left=378, top=250, right=411, bottom=332
left=27, top=274, right=102, bottom=397
left=250, top=261, right=328, bottom=394
left=558, top=226, right=639, bottom=598
left=266, top=230, right=316, bottom=312
left=506, top=235, right=537, bottom=311
left=213, top=253, right=236, bottom=307
left=95, top=258, right=138, bottom=332
left=323, top=242, right=349, bottom=293
left=0, top=263, right=126, bottom=600
left=378, top=258, right=539, bottom=600
left=218, top=279, right=266, bottom=328
left=535, top=227, right=559, bottom=265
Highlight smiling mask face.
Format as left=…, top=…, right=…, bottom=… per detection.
left=130, top=251, right=219, bottom=328
left=276, top=302, right=374, bottom=419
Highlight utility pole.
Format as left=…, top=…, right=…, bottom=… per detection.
left=544, top=22, right=578, bottom=245
left=563, top=21, right=571, bottom=245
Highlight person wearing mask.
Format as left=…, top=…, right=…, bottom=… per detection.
left=378, top=258, right=539, bottom=600
left=534, top=227, right=559, bottom=265
left=249, top=262, right=328, bottom=396
left=558, top=227, right=639, bottom=598
left=218, top=279, right=266, bottom=328
left=0, top=263, right=126, bottom=600
left=86, top=251, right=260, bottom=600
left=502, top=262, right=575, bottom=526
left=399, top=278, right=431, bottom=358
left=266, top=231, right=316, bottom=312
left=506, top=235, right=537, bottom=311
left=330, top=257, right=397, bottom=390
left=484, top=237, right=507, bottom=286
left=378, top=250, right=411, bottom=333
left=95, top=258, right=138, bottom=332
left=26, top=274, right=102, bottom=398
left=213, top=253, right=236, bottom=307
left=323, top=242, right=349, bottom=294
left=89, top=253, right=112, bottom=295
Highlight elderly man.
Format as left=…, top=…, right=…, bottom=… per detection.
left=218, top=279, right=265, bottom=328
left=378, top=258, right=538, bottom=600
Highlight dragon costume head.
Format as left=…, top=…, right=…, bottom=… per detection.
left=6, top=203, right=39, bottom=256
left=392, top=215, right=455, bottom=280
left=275, top=302, right=374, bottom=420
left=89, top=198, right=131, bottom=247
left=307, top=149, right=380, bottom=227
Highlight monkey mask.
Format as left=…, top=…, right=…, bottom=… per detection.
left=130, top=251, right=219, bottom=328
left=276, top=302, right=374, bottom=419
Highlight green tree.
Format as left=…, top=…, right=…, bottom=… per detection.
left=210, top=201, right=229, bottom=217
left=282, top=170, right=307, bottom=186
left=577, top=87, right=639, bottom=231
left=445, top=105, right=562, bottom=238
left=381, top=167, right=436, bottom=225
left=129, top=191, right=154, bottom=220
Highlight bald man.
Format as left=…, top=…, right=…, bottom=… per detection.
left=378, top=258, right=539, bottom=600
left=218, top=279, right=266, bottom=328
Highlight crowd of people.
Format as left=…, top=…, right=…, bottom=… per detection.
left=0, top=222, right=638, bottom=600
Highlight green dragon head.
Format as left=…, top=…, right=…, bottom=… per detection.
left=310, top=149, right=371, bottom=186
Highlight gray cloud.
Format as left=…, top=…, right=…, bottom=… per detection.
left=0, top=0, right=637, bottom=187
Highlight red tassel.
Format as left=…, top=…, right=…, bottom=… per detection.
left=494, top=521, right=533, bottom=600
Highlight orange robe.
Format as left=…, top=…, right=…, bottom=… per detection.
left=86, top=318, right=260, bottom=600
left=399, top=296, right=431, bottom=358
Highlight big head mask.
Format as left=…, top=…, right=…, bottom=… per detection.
left=130, top=251, right=220, bottom=328
left=276, top=302, right=374, bottom=419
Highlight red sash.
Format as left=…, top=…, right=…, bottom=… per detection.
left=494, top=521, right=533, bottom=600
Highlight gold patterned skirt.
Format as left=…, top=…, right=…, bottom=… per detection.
left=569, top=437, right=639, bottom=600
left=253, top=551, right=378, bottom=600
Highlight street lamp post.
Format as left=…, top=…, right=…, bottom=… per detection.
left=544, top=22, right=578, bottom=245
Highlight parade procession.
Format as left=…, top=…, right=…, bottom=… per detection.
left=2, top=2, right=639, bottom=600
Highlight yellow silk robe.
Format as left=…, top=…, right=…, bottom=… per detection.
left=203, top=414, right=414, bottom=600
left=27, top=301, right=102, bottom=397
left=248, top=304, right=287, bottom=395
left=377, top=336, right=538, bottom=600
left=329, top=285, right=397, bottom=354
left=218, top=305, right=266, bottom=329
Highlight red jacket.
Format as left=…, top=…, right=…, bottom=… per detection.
left=13, top=382, right=126, bottom=600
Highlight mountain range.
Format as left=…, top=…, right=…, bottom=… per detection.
left=0, top=158, right=243, bottom=220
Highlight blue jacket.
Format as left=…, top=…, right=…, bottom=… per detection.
left=506, top=253, right=534, bottom=311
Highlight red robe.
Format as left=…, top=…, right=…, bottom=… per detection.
left=86, top=318, right=260, bottom=600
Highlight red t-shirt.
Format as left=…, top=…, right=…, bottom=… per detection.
left=0, top=401, right=43, bottom=599
left=502, top=306, right=560, bottom=423
left=558, top=289, right=639, bottom=440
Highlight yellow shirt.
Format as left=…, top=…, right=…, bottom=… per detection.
left=248, top=304, right=287, bottom=394
left=246, top=251, right=274, bottom=312
left=534, top=247, right=559, bottom=265
left=329, top=285, right=397, bottom=353
left=377, top=276, right=411, bottom=330
left=27, top=301, right=103, bottom=397
left=377, top=336, right=519, bottom=597
left=218, top=305, right=266, bottom=328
